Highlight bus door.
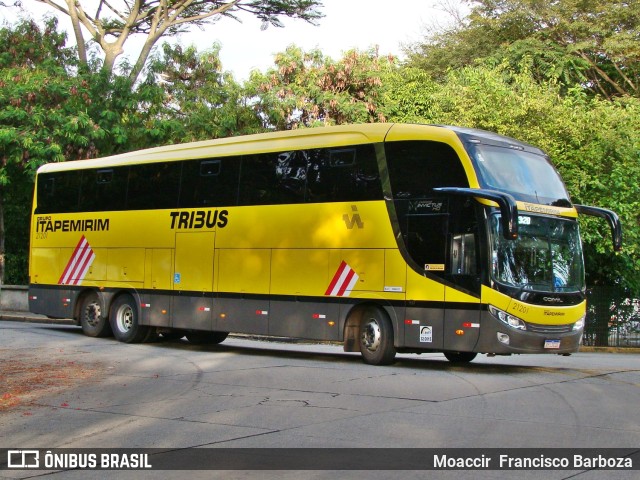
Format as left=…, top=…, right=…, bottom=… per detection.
left=442, top=199, right=482, bottom=353
left=401, top=199, right=448, bottom=350
left=172, top=231, right=216, bottom=331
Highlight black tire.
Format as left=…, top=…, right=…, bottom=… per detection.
left=358, top=306, right=396, bottom=365
left=109, top=294, right=151, bottom=343
left=186, top=331, right=229, bottom=345
left=443, top=351, right=477, bottom=363
left=79, top=292, right=112, bottom=338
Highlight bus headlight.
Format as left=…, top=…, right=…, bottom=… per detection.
left=489, top=305, right=527, bottom=331
left=573, top=316, right=586, bottom=331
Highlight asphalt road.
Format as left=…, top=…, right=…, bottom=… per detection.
left=1, top=320, right=639, bottom=480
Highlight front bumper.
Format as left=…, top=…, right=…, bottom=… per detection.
left=476, top=309, right=582, bottom=354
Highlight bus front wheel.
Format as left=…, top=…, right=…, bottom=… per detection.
left=110, top=294, right=151, bottom=343
left=358, top=307, right=396, bottom=365
left=80, top=292, right=112, bottom=338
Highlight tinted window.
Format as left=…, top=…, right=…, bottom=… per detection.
left=239, top=144, right=382, bottom=206
left=385, top=141, right=467, bottom=197
left=385, top=140, right=468, bottom=276
left=239, top=152, right=306, bottom=205
left=36, top=171, right=81, bottom=213
left=179, top=157, right=240, bottom=208
left=79, top=168, right=128, bottom=212
left=307, top=144, right=382, bottom=202
left=127, top=162, right=182, bottom=210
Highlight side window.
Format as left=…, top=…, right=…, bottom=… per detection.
left=385, top=141, right=467, bottom=197
left=385, top=140, right=468, bottom=274
left=307, top=144, right=382, bottom=203
left=36, top=171, right=81, bottom=213
left=179, top=157, right=240, bottom=208
left=79, top=168, right=128, bottom=212
left=238, top=143, right=382, bottom=206
left=127, top=162, right=182, bottom=210
left=239, top=151, right=308, bottom=205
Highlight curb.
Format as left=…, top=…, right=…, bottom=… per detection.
left=0, top=311, right=76, bottom=326
left=577, top=346, right=640, bottom=354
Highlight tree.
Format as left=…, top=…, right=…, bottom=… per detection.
left=0, top=18, right=104, bottom=283
left=34, top=0, right=323, bottom=84
left=145, top=42, right=263, bottom=142
left=382, top=62, right=640, bottom=291
left=407, top=0, right=640, bottom=98
left=0, top=19, right=176, bottom=284
left=247, top=45, right=395, bottom=130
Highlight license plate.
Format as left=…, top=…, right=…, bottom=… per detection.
left=544, top=339, right=561, bottom=349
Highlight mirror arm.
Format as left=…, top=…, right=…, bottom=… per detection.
left=434, top=187, right=518, bottom=240
left=575, top=204, right=623, bottom=252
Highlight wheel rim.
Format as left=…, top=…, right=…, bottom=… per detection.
left=361, top=317, right=382, bottom=352
left=115, top=304, right=134, bottom=333
left=84, top=302, right=101, bottom=327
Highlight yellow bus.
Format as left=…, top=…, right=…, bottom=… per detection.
left=28, top=124, right=622, bottom=365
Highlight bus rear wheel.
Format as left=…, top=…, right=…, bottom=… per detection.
left=358, top=307, right=396, bottom=365
left=443, top=351, right=477, bottom=363
left=110, top=294, right=152, bottom=343
left=80, top=292, right=112, bottom=338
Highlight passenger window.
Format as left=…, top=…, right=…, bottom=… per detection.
left=36, top=171, right=81, bottom=213
left=307, top=144, right=382, bottom=203
left=127, top=162, right=181, bottom=210
left=385, top=141, right=467, bottom=197
left=80, top=168, right=127, bottom=212
left=179, top=157, right=240, bottom=207
left=239, top=151, right=307, bottom=205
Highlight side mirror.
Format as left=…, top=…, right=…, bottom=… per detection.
left=575, top=204, right=623, bottom=252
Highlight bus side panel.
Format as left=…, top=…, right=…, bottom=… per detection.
left=139, top=291, right=171, bottom=328
left=403, top=304, right=444, bottom=350
left=271, top=249, right=330, bottom=296
left=171, top=294, right=213, bottom=331
left=330, top=249, right=384, bottom=293
left=28, top=285, right=74, bottom=320
left=217, top=249, right=271, bottom=294
left=269, top=299, right=340, bottom=341
left=214, top=294, right=269, bottom=335
left=30, top=247, right=66, bottom=285
left=106, top=248, right=145, bottom=283
left=443, top=287, right=481, bottom=352
left=144, top=249, right=173, bottom=291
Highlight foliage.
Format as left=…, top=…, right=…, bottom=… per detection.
left=0, top=19, right=175, bottom=283
left=246, top=45, right=396, bottom=129
left=144, top=43, right=264, bottom=141
left=407, top=0, right=640, bottom=99
left=35, top=0, right=324, bottom=84
left=0, top=18, right=96, bottom=283
left=382, top=62, right=640, bottom=291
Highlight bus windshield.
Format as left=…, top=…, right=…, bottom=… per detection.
left=490, top=214, right=585, bottom=292
left=472, top=144, right=570, bottom=206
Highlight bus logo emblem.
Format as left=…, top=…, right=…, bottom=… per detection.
left=58, top=235, right=95, bottom=285
left=343, top=205, right=364, bottom=229
left=325, top=261, right=359, bottom=297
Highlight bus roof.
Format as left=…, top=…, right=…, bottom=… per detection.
left=35, top=123, right=528, bottom=173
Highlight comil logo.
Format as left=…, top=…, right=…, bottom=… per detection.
left=7, top=450, right=39, bottom=468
